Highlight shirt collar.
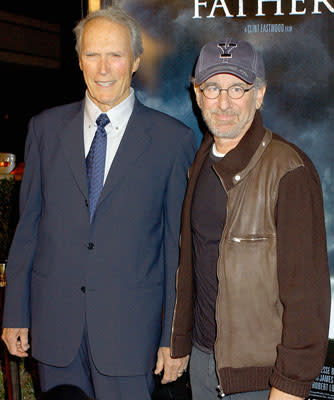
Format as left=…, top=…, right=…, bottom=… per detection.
left=84, top=88, right=135, bottom=131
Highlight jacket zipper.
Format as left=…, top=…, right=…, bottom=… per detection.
left=231, top=236, right=268, bottom=243
left=212, top=166, right=228, bottom=398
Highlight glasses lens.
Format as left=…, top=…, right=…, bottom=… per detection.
left=228, top=86, right=245, bottom=99
left=203, top=86, right=220, bottom=99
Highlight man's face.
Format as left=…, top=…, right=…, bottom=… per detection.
left=194, top=73, right=266, bottom=141
left=79, top=18, right=140, bottom=112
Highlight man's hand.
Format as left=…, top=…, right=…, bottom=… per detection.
left=269, top=387, right=303, bottom=400
left=154, top=347, right=189, bottom=384
left=2, top=328, right=30, bottom=357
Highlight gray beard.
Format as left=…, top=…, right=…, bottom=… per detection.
left=202, top=114, right=243, bottom=140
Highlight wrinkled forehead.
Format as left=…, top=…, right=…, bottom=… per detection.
left=81, top=17, right=132, bottom=49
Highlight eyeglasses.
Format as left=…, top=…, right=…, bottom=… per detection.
left=200, top=84, right=254, bottom=100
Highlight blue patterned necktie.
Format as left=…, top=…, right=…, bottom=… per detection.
left=86, top=113, right=110, bottom=222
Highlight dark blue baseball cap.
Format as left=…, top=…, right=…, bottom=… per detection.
left=194, top=38, right=265, bottom=84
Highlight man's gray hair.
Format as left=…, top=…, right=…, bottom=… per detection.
left=73, top=6, right=143, bottom=60
left=253, top=77, right=267, bottom=89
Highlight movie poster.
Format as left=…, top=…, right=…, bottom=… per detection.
left=116, top=0, right=333, bottom=397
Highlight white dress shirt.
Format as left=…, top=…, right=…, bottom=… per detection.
left=83, top=88, right=135, bottom=183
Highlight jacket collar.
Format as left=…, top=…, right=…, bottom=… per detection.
left=98, top=98, right=151, bottom=205
left=59, top=98, right=151, bottom=206
left=60, top=100, right=87, bottom=198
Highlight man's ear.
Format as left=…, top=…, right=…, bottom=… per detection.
left=78, top=55, right=83, bottom=72
left=193, top=85, right=202, bottom=109
left=256, top=85, right=266, bottom=110
left=132, top=57, right=140, bottom=74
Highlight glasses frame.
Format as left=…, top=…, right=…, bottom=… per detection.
left=200, top=84, right=254, bottom=100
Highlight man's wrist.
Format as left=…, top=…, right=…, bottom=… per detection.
left=269, top=387, right=303, bottom=400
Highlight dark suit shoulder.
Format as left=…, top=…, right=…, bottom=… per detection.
left=29, top=101, right=83, bottom=142
left=33, top=101, right=83, bottom=125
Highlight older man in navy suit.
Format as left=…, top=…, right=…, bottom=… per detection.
left=2, top=6, right=194, bottom=399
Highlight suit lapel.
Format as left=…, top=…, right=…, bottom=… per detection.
left=59, top=101, right=88, bottom=198
left=98, top=100, right=151, bottom=206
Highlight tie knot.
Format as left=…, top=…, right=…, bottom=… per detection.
left=96, top=113, right=110, bottom=129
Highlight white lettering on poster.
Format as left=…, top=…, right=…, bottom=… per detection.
left=244, top=23, right=293, bottom=33
left=312, top=0, right=334, bottom=13
left=290, top=0, right=306, bottom=14
left=193, top=0, right=334, bottom=18
left=311, top=366, right=334, bottom=394
left=208, top=0, right=234, bottom=18
left=256, top=0, right=284, bottom=16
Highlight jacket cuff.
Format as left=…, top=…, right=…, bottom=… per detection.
left=159, top=332, right=170, bottom=348
left=270, top=367, right=312, bottom=398
left=170, top=333, right=192, bottom=358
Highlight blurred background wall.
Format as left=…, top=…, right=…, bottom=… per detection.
left=0, top=1, right=84, bottom=161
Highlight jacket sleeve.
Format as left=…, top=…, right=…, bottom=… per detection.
left=3, top=116, right=42, bottom=328
left=270, top=162, right=330, bottom=397
left=159, top=128, right=196, bottom=347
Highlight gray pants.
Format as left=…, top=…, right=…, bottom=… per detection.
left=189, top=346, right=270, bottom=399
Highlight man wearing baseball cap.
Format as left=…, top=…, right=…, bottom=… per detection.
left=170, top=39, right=330, bottom=399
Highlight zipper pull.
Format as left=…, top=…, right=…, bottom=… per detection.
left=216, top=385, right=225, bottom=397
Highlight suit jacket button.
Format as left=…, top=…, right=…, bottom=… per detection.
left=81, top=286, right=86, bottom=293
left=88, top=242, right=94, bottom=250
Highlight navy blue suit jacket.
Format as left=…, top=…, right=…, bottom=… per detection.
left=3, top=98, right=196, bottom=375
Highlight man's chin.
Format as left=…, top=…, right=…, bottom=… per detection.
left=209, top=122, right=237, bottom=137
left=211, top=126, right=241, bottom=139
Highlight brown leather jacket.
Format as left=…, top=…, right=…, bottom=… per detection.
left=170, top=112, right=330, bottom=398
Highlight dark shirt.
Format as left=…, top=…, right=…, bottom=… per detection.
left=191, top=149, right=226, bottom=352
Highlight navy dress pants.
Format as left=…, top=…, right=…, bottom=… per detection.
left=38, top=325, right=154, bottom=400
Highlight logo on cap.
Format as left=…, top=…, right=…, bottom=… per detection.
left=217, top=41, right=237, bottom=61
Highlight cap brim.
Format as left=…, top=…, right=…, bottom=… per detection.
left=196, top=64, right=256, bottom=85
